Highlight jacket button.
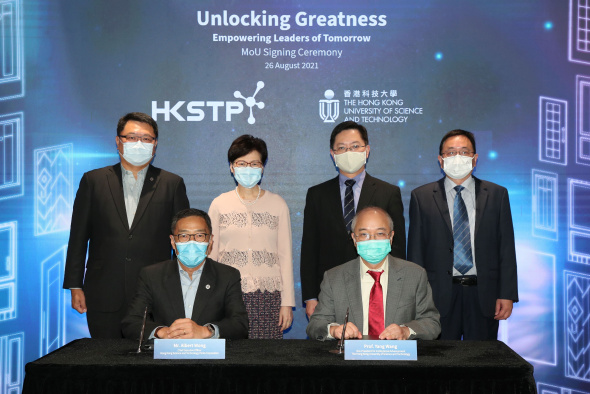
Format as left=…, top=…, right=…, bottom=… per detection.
left=129, top=235, right=133, bottom=240
left=125, top=258, right=131, bottom=262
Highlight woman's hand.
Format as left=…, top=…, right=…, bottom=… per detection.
left=278, top=306, right=293, bottom=331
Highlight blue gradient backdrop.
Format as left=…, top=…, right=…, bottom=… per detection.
left=0, top=1, right=589, bottom=392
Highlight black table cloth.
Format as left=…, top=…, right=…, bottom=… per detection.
left=23, top=339, right=536, bottom=394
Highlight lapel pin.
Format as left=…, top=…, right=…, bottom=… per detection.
left=150, top=177, right=154, bottom=181
left=206, top=284, right=211, bottom=290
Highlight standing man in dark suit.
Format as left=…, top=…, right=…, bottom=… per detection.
left=122, top=209, right=248, bottom=340
left=407, top=129, right=518, bottom=340
left=63, top=112, right=190, bottom=338
left=301, top=121, right=406, bottom=319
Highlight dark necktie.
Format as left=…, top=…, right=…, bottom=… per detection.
left=368, top=270, right=385, bottom=336
left=453, top=185, right=473, bottom=274
left=343, top=179, right=356, bottom=231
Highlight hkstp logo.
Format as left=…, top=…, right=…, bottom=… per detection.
left=319, top=89, right=339, bottom=123
left=151, top=81, right=265, bottom=124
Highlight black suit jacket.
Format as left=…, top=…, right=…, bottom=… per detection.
left=407, top=176, right=518, bottom=318
left=300, top=173, right=406, bottom=302
left=63, top=164, right=190, bottom=312
left=121, top=258, right=248, bottom=340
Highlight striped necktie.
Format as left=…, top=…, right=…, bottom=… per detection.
left=343, top=179, right=356, bottom=231
left=453, top=185, right=473, bottom=274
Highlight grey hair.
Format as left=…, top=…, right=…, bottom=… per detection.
left=350, top=206, right=394, bottom=233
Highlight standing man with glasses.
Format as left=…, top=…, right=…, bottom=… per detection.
left=64, top=112, right=190, bottom=338
left=301, top=121, right=406, bottom=319
left=122, top=208, right=248, bottom=340
left=306, top=207, right=440, bottom=341
left=407, top=129, right=518, bottom=340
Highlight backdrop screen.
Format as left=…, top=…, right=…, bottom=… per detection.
left=0, top=1, right=588, bottom=392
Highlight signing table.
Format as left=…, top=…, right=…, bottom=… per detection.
left=23, top=339, right=536, bottom=394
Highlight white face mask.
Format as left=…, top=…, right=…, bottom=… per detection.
left=442, top=155, right=473, bottom=180
left=120, top=141, right=154, bottom=166
left=333, top=151, right=366, bottom=174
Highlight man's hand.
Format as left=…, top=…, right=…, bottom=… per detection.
left=154, top=326, right=170, bottom=339
left=161, top=318, right=212, bottom=339
left=494, top=299, right=513, bottom=320
left=330, top=322, right=363, bottom=340
left=305, top=300, right=318, bottom=320
left=379, top=324, right=410, bottom=340
left=278, top=306, right=293, bottom=331
left=70, top=289, right=87, bottom=313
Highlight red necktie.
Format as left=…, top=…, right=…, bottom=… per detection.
left=368, top=270, right=385, bottom=336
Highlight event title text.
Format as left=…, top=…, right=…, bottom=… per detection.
left=197, top=10, right=387, bottom=31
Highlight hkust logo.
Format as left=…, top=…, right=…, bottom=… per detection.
left=151, top=81, right=265, bottom=124
left=319, top=89, right=339, bottom=123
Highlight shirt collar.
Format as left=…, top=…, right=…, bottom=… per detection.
left=359, top=254, right=389, bottom=277
left=121, top=163, right=149, bottom=177
left=177, top=259, right=206, bottom=278
left=444, top=175, right=474, bottom=192
left=339, top=169, right=366, bottom=187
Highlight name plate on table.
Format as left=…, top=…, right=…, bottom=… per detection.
left=154, top=339, right=225, bottom=359
left=344, top=340, right=417, bottom=360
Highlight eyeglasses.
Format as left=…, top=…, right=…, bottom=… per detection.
left=354, top=231, right=392, bottom=241
left=333, top=144, right=366, bottom=154
left=174, top=233, right=210, bottom=243
left=234, top=160, right=264, bottom=168
left=441, top=150, right=474, bottom=158
left=118, top=134, right=157, bottom=143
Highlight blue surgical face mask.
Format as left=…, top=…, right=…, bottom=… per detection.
left=233, top=167, right=262, bottom=189
left=120, top=141, right=154, bottom=166
left=356, top=239, right=392, bottom=265
left=175, top=241, right=208, bottom=268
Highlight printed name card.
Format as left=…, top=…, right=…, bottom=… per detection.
left=344, top=340, right=417, bottom=360
left=154, top=339, right=226, bottom=359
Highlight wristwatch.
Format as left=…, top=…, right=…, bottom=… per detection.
left=204, top=323, right=215, bottom=337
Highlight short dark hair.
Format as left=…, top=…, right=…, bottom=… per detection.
left=329, top=121, right=369, bottom=149
left=439, top=129, right=476, bottom=155
left=117, top=112, right=159, bottom=139
left=170, top=208, right=212, bottom=234
left=227, top=134, right=268, bottom=164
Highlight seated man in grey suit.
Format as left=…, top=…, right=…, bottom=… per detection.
left=307, top=207, right=440, bottom=340
left=122, top=208, right=248, bottom=340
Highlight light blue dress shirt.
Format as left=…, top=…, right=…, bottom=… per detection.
left=121, top=164, right=148, bottom=228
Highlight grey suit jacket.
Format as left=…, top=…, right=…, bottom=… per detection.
left=306, top=257, right=440, bottom=340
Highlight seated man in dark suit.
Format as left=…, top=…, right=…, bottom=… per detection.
left=307, top=207, right=440, bottom=341
left=122, top=208, right=248, bottom=340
